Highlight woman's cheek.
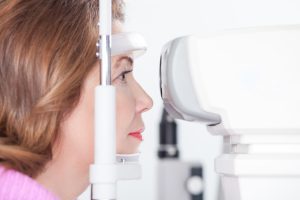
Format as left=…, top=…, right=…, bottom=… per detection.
left=115, top=87, right=136, bottom=150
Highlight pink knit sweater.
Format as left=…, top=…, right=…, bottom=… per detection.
left=0, top=166, right=59, bottom=200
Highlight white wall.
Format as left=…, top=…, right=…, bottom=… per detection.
left=79, top=0, right=300, bottom=200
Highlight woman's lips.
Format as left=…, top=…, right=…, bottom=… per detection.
left=128, top=129, right=144, bottom=141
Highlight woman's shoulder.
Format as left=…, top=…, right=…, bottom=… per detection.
left=0, top=166, right=59, bottom=200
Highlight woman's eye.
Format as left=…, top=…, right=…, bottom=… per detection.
left=118, top=70, right=132, bottom=83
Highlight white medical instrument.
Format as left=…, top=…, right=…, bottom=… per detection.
left=89, top=1, right=147, bottom=199
left=160, top=25, right=300, bottom=200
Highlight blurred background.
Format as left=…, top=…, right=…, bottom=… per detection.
left=79, top=0, right=300, bottom=199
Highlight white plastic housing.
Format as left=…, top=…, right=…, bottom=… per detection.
left=91, top=86, right=116, bottom=199
left=160, top=25, right=300, bottom=200
left=194, top=26, right=300, bottom=134
left=161, top=25, right=300, bottom=135
left=216, top=154, right=300, bottom=200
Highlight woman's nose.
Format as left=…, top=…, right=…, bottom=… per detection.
left=134, top=84, right=153, bottom=114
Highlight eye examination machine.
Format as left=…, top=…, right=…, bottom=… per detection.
left=91, top=0, right=300, bottom=199
left=159, top=25, right=300, bottom=200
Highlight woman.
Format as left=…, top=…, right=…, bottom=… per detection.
left=0, top=0, right=153, bottom=199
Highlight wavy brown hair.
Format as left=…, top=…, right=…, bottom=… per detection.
left=0, top=0, right=124, bottom=178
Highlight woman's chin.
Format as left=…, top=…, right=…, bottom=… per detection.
left=117, top=141, right=140, bottom=154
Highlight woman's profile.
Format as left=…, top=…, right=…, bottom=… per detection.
left=0, top=0, right=153, bottom=199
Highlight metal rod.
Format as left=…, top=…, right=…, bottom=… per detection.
left=90, top=0, right=116, bottom=200
left=100, top=35, right=112, bottom=85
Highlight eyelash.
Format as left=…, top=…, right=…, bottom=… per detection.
left=118, top=70, right=132, bottom=83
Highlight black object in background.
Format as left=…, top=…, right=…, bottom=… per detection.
left=158, top=108, right=179, bottom=159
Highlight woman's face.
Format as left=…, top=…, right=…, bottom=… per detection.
left=34, top=23, right=153, bottom=199
left=78, top=54, right=153, bottom=154
left=59, top=58, right=153, bottom=156
left=55, top=24, right=153, bottom=178
left=56, top=55, right=153, bottom=180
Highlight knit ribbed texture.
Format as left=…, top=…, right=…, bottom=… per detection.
left=0, top=166, right=59, bottom=200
